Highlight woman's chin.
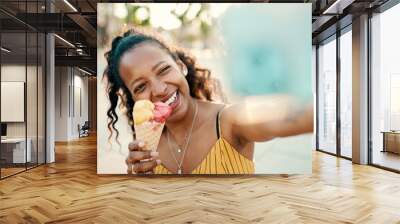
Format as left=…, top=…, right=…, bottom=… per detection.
left=166, top=106, right=183, bottom=123
left=166, top=100, right=188, bottom=124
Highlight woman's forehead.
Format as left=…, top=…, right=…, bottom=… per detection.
left=119, top=44, right=174, bottom=83
left=120, top=44, right=172, bottom=72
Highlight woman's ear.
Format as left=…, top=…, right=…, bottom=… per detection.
left=176, top=60, right=188, bottom=76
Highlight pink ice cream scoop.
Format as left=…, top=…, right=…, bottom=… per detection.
left=153, top=102, right=172, bottom=123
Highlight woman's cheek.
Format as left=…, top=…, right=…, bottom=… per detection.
left=144, top=90, right=154, bottom=101
left=136, top=93, right=148, bottom=101
left=131, top=91, right=144, bottom=101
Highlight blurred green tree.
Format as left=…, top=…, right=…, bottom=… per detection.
left=171, top=3, right=213, bottom=47
left=125, top=4, right=151, bottom=27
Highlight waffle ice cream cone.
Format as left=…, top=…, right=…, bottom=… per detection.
left=133, top=100, right=172, bottom=152
left=134, top=121, right=165, bottom=152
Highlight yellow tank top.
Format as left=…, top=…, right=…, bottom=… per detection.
left=154, top=107, right=255, bottom=174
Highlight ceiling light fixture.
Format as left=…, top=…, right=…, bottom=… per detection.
left=323, top=0, right=354, bottom=15
left=1, top=47, right=11, bottom=53
left=63, top=0, right=78, bottom=12
left=323, top=0, right=342, bottom=14
left=78, top=67, right=93, bottom=76
left=54, top=34, right=75, bottom=48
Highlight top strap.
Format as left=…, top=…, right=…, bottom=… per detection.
left=216, top=106, right=225, bottom=139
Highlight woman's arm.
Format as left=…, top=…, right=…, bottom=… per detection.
left=223, top=95, right=313, bottom=143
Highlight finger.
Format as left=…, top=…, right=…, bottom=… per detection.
left=126, top=157, right=133, bottom=174
left=129, top=151, right=159, bottom=163
left=128, top=140, right=145, bottom=152
left=125, top=157, right=132, bottom=164
left=144, top=171, right=154, bottom=175
left=126, top=163, right=133, bottom=174
left=133, top=159, right=161, bottom=173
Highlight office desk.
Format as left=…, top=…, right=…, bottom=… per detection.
left=381, top=131, right=400, bottom=154
left=1, top=138, right=31, bottom=163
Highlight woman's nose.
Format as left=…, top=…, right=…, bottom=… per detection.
left=151, top=79, right=168, bottom=98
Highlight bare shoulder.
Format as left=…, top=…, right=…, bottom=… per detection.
left=207, top=102, right=241, bottom=145
left=196, top=100, right=225, bottom=114
left=192, top=100, right=222, bottom=128
left=197, top=101, right=236, bottom=120
left=218, top=103, right=254, bottom=144
left=195, top=100, right=239, bottom=129
left=218, top=103, right=243, bottom=125
left=200, top=101, right=253, bottom=158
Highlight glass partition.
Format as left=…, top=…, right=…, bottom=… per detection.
left=317, top=36, right=337, bottom=154
left=371, top=3, right=400, bottom=171
left=339, top=28, right=352, bottom=158
left=27, top=31, right=38, bottom=169
left=1, top=29, right=28, bottom=178
left=0, top=0, right=46, bottom=179
left=38, top=32, right=45, bottom=165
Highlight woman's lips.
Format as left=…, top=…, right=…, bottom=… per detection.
left=155, top=91, right=181, bottom=120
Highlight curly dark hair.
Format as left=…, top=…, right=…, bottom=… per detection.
left=103, top=28, right=217, bottom=142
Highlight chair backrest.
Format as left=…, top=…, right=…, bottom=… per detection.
left=82, top=121, right=90, bottom=129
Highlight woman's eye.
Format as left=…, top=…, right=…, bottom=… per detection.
left=134, top=84, right=146, bottom=94
left=159, top=66, right=171, bottom=75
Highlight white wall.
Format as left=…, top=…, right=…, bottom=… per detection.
left=1, top=65, right=26, bottom=139
left=1, top=64, right=46, bottom=163
left=54, top=67, right=89, bottom=141
left=1, top=65, right=40, bottom=137
left=55, top=67, right=69, bottom=141
left=72, top=73, right=89, bottom=138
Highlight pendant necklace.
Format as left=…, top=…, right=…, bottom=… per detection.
left=166, top=101, right=198, bottom=174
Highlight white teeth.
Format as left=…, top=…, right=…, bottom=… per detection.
left=165, top=92, right=177, bottom=105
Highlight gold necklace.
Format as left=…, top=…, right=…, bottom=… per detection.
left=166, top=101, right=198, bottom=174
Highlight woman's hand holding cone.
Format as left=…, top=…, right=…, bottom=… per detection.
left=126, top=140, right=161, bottom=174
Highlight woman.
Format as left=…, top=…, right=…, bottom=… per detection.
left=104, top=28, right=313, bottom=175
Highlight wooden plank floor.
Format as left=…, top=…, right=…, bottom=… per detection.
left=1, top=134, right=400, bottom=224
left=1, top=167, right=26, bottom=178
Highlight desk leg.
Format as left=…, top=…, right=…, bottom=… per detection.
left=382, top=133, right=386, bottom=153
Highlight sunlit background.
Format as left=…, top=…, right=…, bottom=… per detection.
left=97, top=3, right=313, bottom=174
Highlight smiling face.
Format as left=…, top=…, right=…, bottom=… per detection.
left=118, top=42, right=191, bottom=123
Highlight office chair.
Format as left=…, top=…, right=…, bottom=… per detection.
left=78, top=121, right=90, bottom=138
